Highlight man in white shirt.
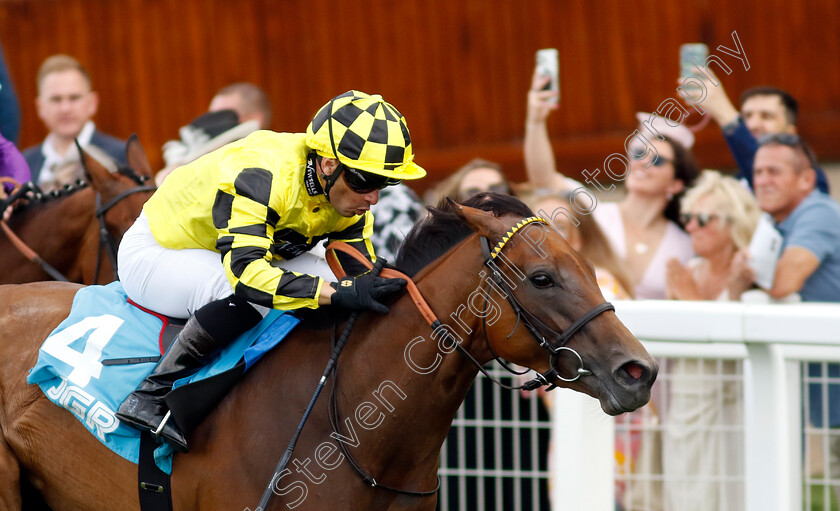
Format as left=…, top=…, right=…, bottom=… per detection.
left=22, top=54, right=125, bottom=191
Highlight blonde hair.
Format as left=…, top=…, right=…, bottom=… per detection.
left=424, top=158, right=509, bottom=204
left=520, top=190, right=636, bottom=299
left=37, top=54, right=91, bottom=94
left=681, top=170, right=761, bottom=250
left=214, top=82, right=272, bottom=129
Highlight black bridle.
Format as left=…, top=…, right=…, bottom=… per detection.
left=92, top=168, right=156, bottom=283
left=319, top=217, right=615, bottom=500
left=454, top=217, right=615, bottom=392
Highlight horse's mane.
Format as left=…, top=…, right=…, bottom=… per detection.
left=394, top=192, right=534, bottom=277
left=1, top=180, right=92, bottom=219
left=294, top=193, right=533, bottom=330
left=7, top=166, right=148, bottom=215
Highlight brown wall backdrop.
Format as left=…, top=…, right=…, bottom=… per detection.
left=2, top=0, right=839, bottom=194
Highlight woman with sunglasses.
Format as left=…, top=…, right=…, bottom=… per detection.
left=114, top=91, right=424, bottom=452
left=525, top=70, right=698, bottom=299
left=665, top=170, right=761, bottom=301
left=424, top=157, right=514, bottom=205
left=661, top=170, right=760, bottom=511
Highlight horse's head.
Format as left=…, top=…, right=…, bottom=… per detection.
left=453, top=200, right=657, bottom=415
left=79, top=135, right=156, bottom=242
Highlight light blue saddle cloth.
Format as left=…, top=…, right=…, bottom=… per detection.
left=28, top=281, right=299, bottom=473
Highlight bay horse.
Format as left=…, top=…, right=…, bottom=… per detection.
left=0, top=193, right=657, bottom=510
left=0, top=137, right=155, bottom=285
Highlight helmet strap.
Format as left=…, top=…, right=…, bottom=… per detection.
left=321, top=159, right=344, bottom=202
left=321, top=97, right=346, bottom=202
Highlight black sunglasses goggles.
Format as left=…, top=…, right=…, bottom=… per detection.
left=341, top=165, right=401, bottom=194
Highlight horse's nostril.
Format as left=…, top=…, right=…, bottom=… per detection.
left=622, top=361, right=645, bottom=381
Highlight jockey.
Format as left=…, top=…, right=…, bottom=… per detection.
left=115, top=91, right=424, bottom=452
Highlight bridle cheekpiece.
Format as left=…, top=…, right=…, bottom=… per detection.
left=476, top=216, right=615, bottom=391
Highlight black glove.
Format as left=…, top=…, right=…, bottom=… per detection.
left=329, top=273, right=407, bottom=313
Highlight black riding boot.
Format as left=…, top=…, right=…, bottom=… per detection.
left=116, top=315, right=222, bottom=453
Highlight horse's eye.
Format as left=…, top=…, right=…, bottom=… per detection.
left=530, top=273, right=554, bottom=289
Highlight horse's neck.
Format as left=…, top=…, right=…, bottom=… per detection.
left=0, top=189, right=96, bottom=282
left=331, top=241, right=490, bottom=483
left=231, top=239, right=491, bottom=497
left=16, top=189, right=95, bottom=240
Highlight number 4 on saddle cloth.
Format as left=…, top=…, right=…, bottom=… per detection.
left=27, top=281, right=299, bottom=474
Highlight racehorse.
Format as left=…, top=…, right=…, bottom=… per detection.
left=0, top=193, right=657, bottom=510
left=0, top=137, right=155, bottom=285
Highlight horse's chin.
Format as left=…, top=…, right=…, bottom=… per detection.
left=597, top=386, right=651, bottom=416
left=550, top=362, right=651, bottom=416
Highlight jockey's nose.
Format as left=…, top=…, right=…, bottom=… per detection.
left=363, top=189, right=379, bottom=205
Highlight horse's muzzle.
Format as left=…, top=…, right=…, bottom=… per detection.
left=601, top=357, right=659, bottom=415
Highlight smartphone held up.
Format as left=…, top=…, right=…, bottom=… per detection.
left=536, top=48, right=560, bottom=104
left=679, top=43, right=709, bottom=78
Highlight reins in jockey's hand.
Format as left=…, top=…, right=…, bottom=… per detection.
left=329, top=272, right=406, bottom=313
left=327, top=217, right=612, bottom=392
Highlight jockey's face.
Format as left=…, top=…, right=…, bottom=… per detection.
left=319, top=158, right=380, bottom=218
left=36, top=69, right=98, bottom=142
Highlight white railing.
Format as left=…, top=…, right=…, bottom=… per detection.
left=550, top=300, right=840, bottom=511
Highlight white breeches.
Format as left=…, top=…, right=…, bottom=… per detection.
left=118, top=212, right=335, bottom=319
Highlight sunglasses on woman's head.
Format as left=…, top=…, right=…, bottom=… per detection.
left=679, top=212, right=722, bottom=228
left=342, top=166, right=401, bottom=194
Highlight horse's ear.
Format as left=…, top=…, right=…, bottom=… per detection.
left=75, top=139, right=113, bottom=189
left=449, top=199, right=507, bottom=239
left=125, top=134, right=153, bottom=178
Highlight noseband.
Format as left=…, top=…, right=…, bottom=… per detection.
left=463, top=217, right=615, bottom=390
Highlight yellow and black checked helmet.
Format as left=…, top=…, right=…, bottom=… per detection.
left=306, top=91, right=426, bottom=180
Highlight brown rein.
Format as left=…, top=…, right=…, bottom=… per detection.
left=325, top=240, right=440, bottom=328
left=0, top=178, right=69, bottom=281
left=0, top=176, right=155, bottom=284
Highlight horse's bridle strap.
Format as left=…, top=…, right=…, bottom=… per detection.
left=486, top=216, right=548, bottom=259
left=559, top=302, right=615, bottom=346
left=0, top=177, right=155, bottom=284
left=325, top=241, right=439, bottom=328
left=95, top=184, right=156, bottom=217
left=325, top=242, right=531, bottom=390
left=94, top=184, right=156, bottom=283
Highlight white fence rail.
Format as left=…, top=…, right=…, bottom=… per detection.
left=551, top=300, right=840, bottom=511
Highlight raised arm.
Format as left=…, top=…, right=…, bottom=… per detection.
left=685, top=68, right=740, bottom=128
left=524, top=69, right=570, bottom=191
